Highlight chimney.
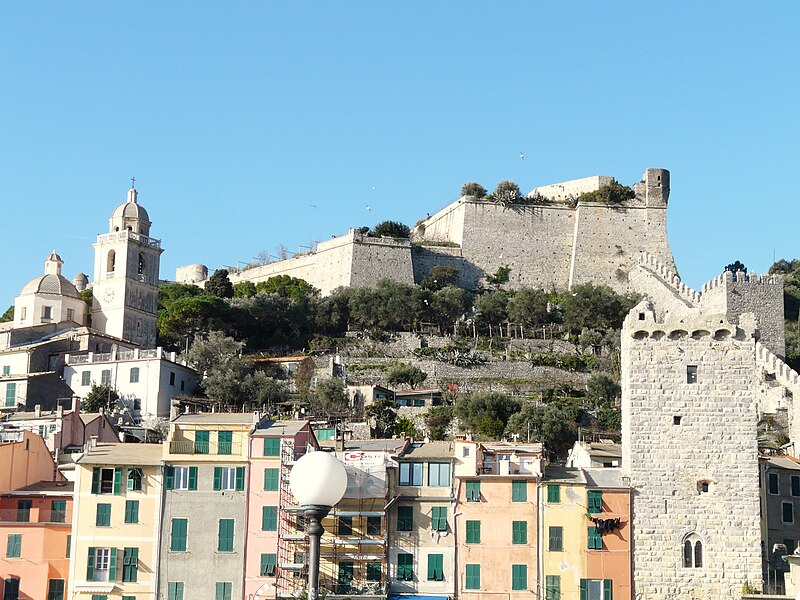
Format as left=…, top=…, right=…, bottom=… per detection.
left=56, top=404, right=63, bottom=418
left=90, top=435, right=98, bottom=448
left=72, top=396, right=80, bottom=413
left=34, top=405, right=41, bottom=418
left=335, top=429, right=345, bottom=453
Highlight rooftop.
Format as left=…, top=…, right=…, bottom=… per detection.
left=543, top=466, right=586, bottom=484
left=397, top=441, right=454, bottom=459
left=482, top=441, right=545, bottom=455
left=172, top=412, right=260, bottom=426
left=319, top=439, right=409, bottom=452
left=3, top=480, right=74, bottom=496
left=584, top=468, right=627, bottom=488
left=78, top=442, right=163, bottom=466
left=583, top=442, right=622, bottom=459
left=764, top=455, right=800, bottom=471
left=251, top=419, right=309, bottom=437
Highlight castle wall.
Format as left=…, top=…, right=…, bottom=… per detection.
left=349, top=237, right=415, bottom=288
left=622, top=309, right=763, bottom=598
left=413, top=199, right=466, bottom=245
left=411, top=246, right=482, bottom=288
left=701, top=271, right=786, bottom=358
left=627, top=254, right=699, bottom=319
left=530, top=175, right=612, bottom=201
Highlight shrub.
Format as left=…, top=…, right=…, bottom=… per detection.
left=460, top=182, right=487, bottom=198
left=576, top=179, right=635, bottom=204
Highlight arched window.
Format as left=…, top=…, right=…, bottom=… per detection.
left=107, top=250, right=115, bottom=273
left=683, top=533, right=703, bottom=568
left=138, top=253, right=146, bottom=276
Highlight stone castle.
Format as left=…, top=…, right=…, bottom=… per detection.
left=177, top=168, right=674, bottom=294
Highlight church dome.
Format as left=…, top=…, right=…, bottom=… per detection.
left=20, top=273, right=81, bottom=298
left=109, top=186, right=151, bottom=235
left=112, top=197, right=150, bottom=223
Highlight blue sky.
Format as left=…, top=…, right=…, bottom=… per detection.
left=1, top=1, right=798, bottom=307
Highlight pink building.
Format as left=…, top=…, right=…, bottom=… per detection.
left=245, top=420, right=317, bottom=600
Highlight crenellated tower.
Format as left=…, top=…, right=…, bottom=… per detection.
left=91, top=185, right=163, bottom=348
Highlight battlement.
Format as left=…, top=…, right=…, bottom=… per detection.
left=756, top=341, right=800, bottom=390
left=623, top=299, right=754, bottom=342
left=701, top=270, right=784, bottom=293
left=638, top=252, right=701, bottom=305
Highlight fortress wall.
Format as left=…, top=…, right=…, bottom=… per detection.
left=458, top=201, right=575, bottom=291
left=228, top=232, right=356, bottom=295
left=410, top=246, right=484, bottom=289
left=348, top=237, right=415, bottom=288
left=413, top=199, right=466, bottom=245
left=569, top=202, right=675, bottom=293
left=529, top=175, right=612, bottom=201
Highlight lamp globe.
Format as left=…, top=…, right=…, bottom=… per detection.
left=289, top=451, right=348, bottom=507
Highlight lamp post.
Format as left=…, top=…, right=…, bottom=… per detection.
left=289, top=451, right=348, bottom=600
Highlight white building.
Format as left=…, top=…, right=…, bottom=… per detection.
left=63, top=347, right=198, bottom=420
left=91, top=185, right=163, bottom=348
left=13, top=251, right=87, bottom=328
left=566, top=440, right=622, bottom=469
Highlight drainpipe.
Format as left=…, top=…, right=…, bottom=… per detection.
left=537, top=480, right=543, bottom=600
left=154, top=463, right=167, bottom=598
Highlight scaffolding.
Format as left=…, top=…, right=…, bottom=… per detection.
left=277, top=438, right=308, bottom=598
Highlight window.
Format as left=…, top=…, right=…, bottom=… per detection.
left=213, top=466, right=244, bottom=491
left=367, top=562, right=382, bottom=582
left=262, top=506, right=278, bottom=531
left=367, top=516, right=381, bottom=535
left=66, top=308, right=75, bottom=322
left=1, top=366, right=8, bottom=375
left=88, top=547, right=116, bottom=581
left=170, top=518, right=188, bottom=552
left=2, top=579, right=19, bottom=600
left=168, top=583, right=184, bottom=600
left=580, top=579, right=612, bottom=600
left=169, top=372, right=176, bottom=386
left=82, top=371, right=91, bottom=386
left=683, top=534, right=703, bottom=568
left=545, top=575, right=561, bottom=600
left=263, top=437, right=280, bottom=456
left=20, top=306, right=26, bottom=320
left=783, top=501, right=794, bottom=524
left=218, top=519, right=234, bottom=552
left=42, top=306, right=52, bottom=320
left=431, top=506, right=447, bottom=532
left=126, top=367, right=139, bottom=384
left=47, top=579, right=65, bottom=600
left=16, top=500, right=31, bottom=522
left=769, top=472, right=780, bottom=495
left=786, top=538, right=796, bottom=554
left=511, top=564, right=527, bottom=591
left=397, top=506, right=412, bottom=531
left=91, top=595, right=107, bottom=600
left=96, top=503, right=111, bottom=527
left=338, top=561, right=354, bottom=593
left=138, top=253, right=146, bottom=275
left=463, top=446, right=470, bottom=457
left=124, top=500, right=139, bottom=524
left=512, top=480, right=527, bottom=502
left=399, top=462, right=423, bottom=486
left=165, top=466, right=197, bottom=491
left=5, top=382, right=16, bottom=407
left=512, top=520, right=527, bottom=544
left=122, top=547, right=139, bottom=582
left=100, top=369, right=111, bottom=385
left=673, top=415, right=682, bottom=425
left=397, top=553, right=413, bottom=581
left=549, top=526, right=563, bottom=551
left=793, top=476, right=800, bottom=497
left=338, top=516, right=353, bottom=535
left=127, top=468, right=143, bottom=491
left=466, top=520, right=481, bottom=544
left=218, top=431, right=233, bottom=454
left=686, top=365, right=697, bottom=383
left=215, top=582, right=232, bottom=600
left=264, top=468, right=279, bottom=491
left=66, top=534, right=71, bottom=557
left=195, top=430, right=209, bottom=454
left=588, top=490, right=603, bottom=514
left=6, top=534, right=21, bottom=558
left=588, top=526, right=603, bottom=550
left=428, top=462, right=451, bottom=487
left=427, top=553, right=444, bottom=581
left=465, top=564, right=480, bottom=590
left=465, top=480, right=481, bottom=502
left=260, top=553, right=277, bottom=576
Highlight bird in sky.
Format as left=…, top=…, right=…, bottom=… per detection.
left=366, top=205, right=372, bottom=211
left=310, top=204, right=318, bottom=208
left=520, top=152, right=525, bottom=160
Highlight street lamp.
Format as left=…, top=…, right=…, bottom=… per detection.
left=289, top=451, right=348, bottom=600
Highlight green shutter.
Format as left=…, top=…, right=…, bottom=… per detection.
left=262, top=506, right=277, bottom=531
left=427, top=553, right=443, bottom=581
left=397, top=553, right=413, bottom=581
left=213, top=467, right=222, bottom=491
left=580, top=579, right=588, bottom=600
left=465, top=564, right=480, bottom=590
left=218, top=519, right=234, bottom=552
left=512, top=521, right=527, bottom=544
left=589, top=526, right=603, bottom=550
left=171, top=518, right=187, bottom=552
left=165, top=466, right=175, bottom=490
left=264, top=468, right=279, bottom=491
left=86, top=547, right=95, bottom=580
left=545, top=575, right=561, bottom=600
left=511, top=564, right=527, bottom=590
left=397, top=506, right=412, bottom=531
left=216, top=581, right=232, bottom=600
left=260, top=553, right=277, bottom=576
left=235, top=466, right=245, bottom=491
left=66, top=535, right=71, bottom=558
left=547, top=484, right=560, bottom=503
left=113, top=467, right=123, bottom=495
left=264, top=437, right=280, bottom=456
left=466, top=520, right=481, bottom=543
left=604, top=579, right=612, bottom=600
left=218, top=431, right=233, bottom=455
left=431, top=506, right=447, bottom=531
left=124, top=500, right=139, bottom=524
left=549, top=526, right=563, bottom=551
left=512, top=480, right=527, bottom=502
left=96, top=503, right=111, bottom=526
left=47, top=579, right=66, bottom=600
left=7, top=534, right=21, bottom=558
left=168, top=582, right=185, bottom=600
left=588, top=490, right=603, bottom=514
left=188, top=466, right=197, bottom=490
left=91, top=468, right=101, bottom=494
left=123, top=547, right=138, bottom=582
left=108, top=547, right=118, bottom=581
left=466, top=480, right=481, bottom=501
left=195, top=430, right=209, bottom=454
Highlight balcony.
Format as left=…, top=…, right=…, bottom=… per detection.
left=169, top=440, right=242, bottom=455
left=0, top=508, right=72, bottom=524
left=97, top=230, right=162, bottom=249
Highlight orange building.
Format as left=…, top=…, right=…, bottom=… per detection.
left=0, top=430, right=72, bottom=600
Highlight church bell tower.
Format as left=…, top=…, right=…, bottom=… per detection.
left=91, top=183, right=163, bottom=348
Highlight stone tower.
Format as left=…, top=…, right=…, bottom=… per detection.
left=91, top=185, right=163, bottom=348
left=622, top=262, right=765, bottom=598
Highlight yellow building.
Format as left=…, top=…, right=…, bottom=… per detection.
left=68, top=442, right=163, bottom=600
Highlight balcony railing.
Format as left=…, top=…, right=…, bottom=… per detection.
left=0, top=508, right=71, bottom=524
left=97, top=230, right=162, bottom=249
left=169, top=440, right=242, bottom=455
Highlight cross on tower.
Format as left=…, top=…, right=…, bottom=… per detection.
left=131, top=177, right=135, bottom=189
